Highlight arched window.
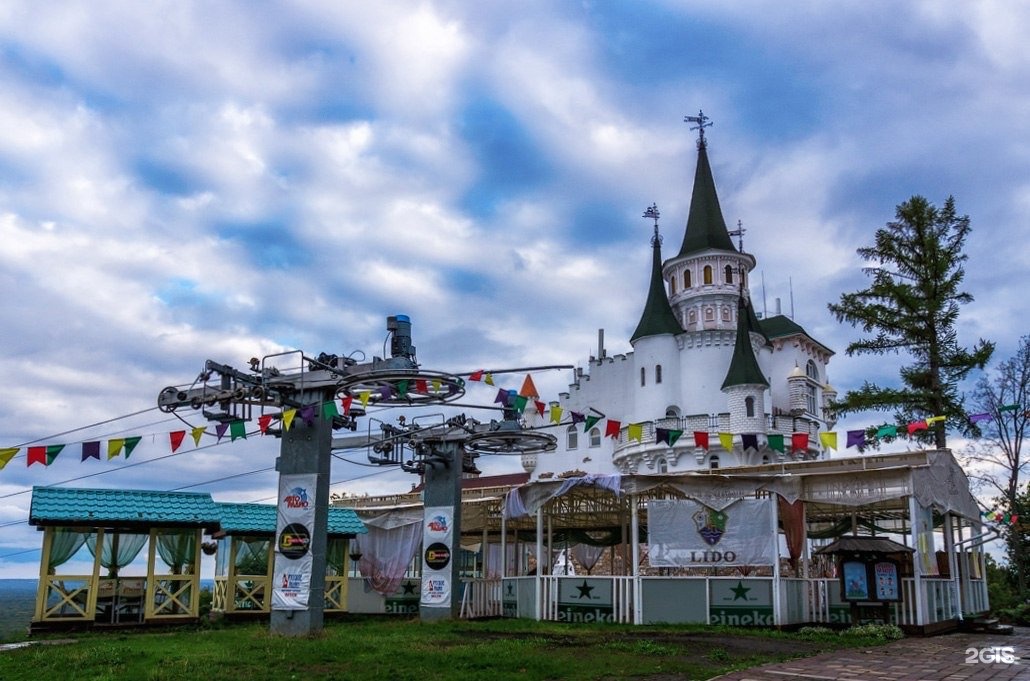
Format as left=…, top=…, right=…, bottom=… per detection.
left=589, top=428, right=601, bottom=447
left=640, top=367, right=646, bottom=387
left=703, top=265, right=713, bottom=285
left=708, top=454, right=720, bottom=470
left=655, top=458, right=668, bottom=474
left=684, top=270, right=691, bottom=288
left=761, top=454, right=770, bottom=465
left=806, top=360, right=819, bottom=381
left=665, top=406, right=681, bottom=418
left=725, top=265, right=733, bottom=284
left=566, top=425, right=578, bottom=450
left=655, top=365, right=662, bottom=384
left=745, top=396, right=755, bottom=418
left=670, top=277, right=676, bottom=295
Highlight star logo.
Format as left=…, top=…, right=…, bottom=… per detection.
left=575, top=581, right=595, bottom=599
left=506, top=583, right=514, bottom=596
left=731, top=581, right=751, bottom=601
left=401, top=581, right=417, bottom=595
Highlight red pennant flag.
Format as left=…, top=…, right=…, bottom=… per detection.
left=791, top=433, right=809, bottom=452
left=605, top=420, right=621, bottom=438
left=693, top=431, right=709, bottom=450
left=469, top=370, right=484, bottom=382
left=534, top=400, right=546, bottom=416
left=414, top=379, right=428, bottom=394
left=27, top=446, right=47, bottom=466
left=169, top=431, right=186, bottom=453
left=907, top=420, right=928, bottom=435
left=257, top=415, right=273, bottom=434
left=341, top=396, right=353, bottom=414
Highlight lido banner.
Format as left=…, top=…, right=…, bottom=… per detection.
left=272, top=473, right=317, bottom=610
left=648, top=498, right=776, bottom=567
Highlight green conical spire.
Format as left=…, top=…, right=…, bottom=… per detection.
left=631, top=227, right=683, bottom=344
left=721, top=296, right=769, bottom=390
left=678, top=142, right=737, bottom=257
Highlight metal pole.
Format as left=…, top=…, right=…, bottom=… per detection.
left=630, top=494, right=641, bottom=624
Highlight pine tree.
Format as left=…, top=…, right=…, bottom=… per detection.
left=828, top=195, right=994, bottom=449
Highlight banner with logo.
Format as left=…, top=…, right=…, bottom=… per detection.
left=648, top=498, right=776, bottom=567
left=420, top=506, right=453, bottom=607
left=272, top=473, right=317, bottom=610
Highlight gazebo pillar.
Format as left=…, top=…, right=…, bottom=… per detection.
left=908, top=495, right=928, bottom=626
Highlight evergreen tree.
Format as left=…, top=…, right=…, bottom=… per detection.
left=828, top=195, right=994, bottom=448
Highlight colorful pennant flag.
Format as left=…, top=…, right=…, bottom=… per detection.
left=124, top=436, right=141, bottom=459
left=550, top=405, right=563, bottom=424
left=377, top=385, right=393, bottom=401
left=493, top=388, right=508, bottom=405
left=876, top=424, right=897, bottom=438
left=520, top=375, right=539, bottom=399
left=191, top=426, right=207, bottom=446
left=0, top=447, right=18, bottom=469
left=414, top=379, right=428, bottom=394
left=322, top=400, right=340, bottom=419
left=819, top=431, right=837, bottom=451
left=628, top=423, right=644, bottom=442
left=534, top=400, right=546, bottom=416
left=257, top=415, right=273, bottom=434
left=469, top=370, right=484, bottom=382
left=925, top=415, right=946, bottom=425
left=300, top=405, right=316, bottom=426
left=605, top=420, right=621, bottom=438
left=907, top=420, right=928, bottom=435
left=107, top=439, right=124, bottom=460
left=215, top=423, right=229, bottom=442
left=846, top=430, right=865, bottom=449
left=395, top=380, right=408, bottom=396
left=767, top=434, right=785, bottom=453
left=693, top=431, right=709, bottom=450
left=583, top=415, right=602, bottom=432
left=571, top=411, right=585, bottom=425
left=999, top=404, right=1020, bottom=413
left=484, top=373, right=494, bottom=386
left=27, top=446, right=47, bottom=466
left=359, top=391, right=371, bottom=409
left=341, top=396, right=353, bottom=415
left=968, top=413, right=991, bottom=424
left=229, top=421, right=247, bottom=442
left=656, top=428, right=683, bottom=446
left=741, top=434, right=758, bottom=451
left=514, top=395, right=529, bottom=412
left=718, top=432, right=734, bottom=451
left=170, top=431, right=186, bottom=452
left=82, top=441, right=101, bottom=461
left=791, top=433, right=809, bottom=452
left=283, top=409, right=297, bottom=431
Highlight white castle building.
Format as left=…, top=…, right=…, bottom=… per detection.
left=523, top=128, right=837, bottom=480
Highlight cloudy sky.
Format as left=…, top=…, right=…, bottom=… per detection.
left=1, top=1, right=1028, bottom=577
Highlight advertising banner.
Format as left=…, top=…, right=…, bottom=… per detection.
left=272, top=474, right=317, bottom=610
left=648, top=498, right=776, bottom=567
left=420, top=506, right=454, bottom=607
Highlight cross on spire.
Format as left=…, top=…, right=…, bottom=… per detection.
left=728, top=219, right=746, bottom=252
left=684, top=109, right=712, bottom=148
left=643, top=203, right=661, bottom=245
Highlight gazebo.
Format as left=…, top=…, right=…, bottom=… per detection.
left=211, top=502, right=366, bottom=617
left=29, top=487, right=222, bottom=631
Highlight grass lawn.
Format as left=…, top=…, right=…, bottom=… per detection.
left=0, top=617, right=894, bottom=681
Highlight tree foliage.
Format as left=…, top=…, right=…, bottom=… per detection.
left=828, top=195, right=994, bottom=449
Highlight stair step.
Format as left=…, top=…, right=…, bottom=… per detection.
left=986, top=623, right=1014, bottom=635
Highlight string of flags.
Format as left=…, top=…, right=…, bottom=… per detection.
left=1, top=369, right=1026, bottom=473
left=981, top=508, right=1020, bottom=527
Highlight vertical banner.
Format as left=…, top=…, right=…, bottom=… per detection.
left=420, top=506, right=454, bottom=608
left=915, top=503, right=939, bottom=576
left=272, top=473, right=317, bottom=610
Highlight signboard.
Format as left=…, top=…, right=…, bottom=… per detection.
left=874, top=561, right=899, bottom=601
left=839, top=558, right=902, bottom=603
left=842, top=560, right=870, bottom=600
left=708, top=579, right=773, bottom=626
left=420, top=507, right=453, bottom=607
left=385, top=579, right=420, bottom=615
left=272, top=474, right=317, bottom=610
left=556, top=578, right=614, bottom=623
left=649, top=499, right=776, bottom=567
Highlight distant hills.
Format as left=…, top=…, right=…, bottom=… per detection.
left=0, top=580, right=37, bottom=641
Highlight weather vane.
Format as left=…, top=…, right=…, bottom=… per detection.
left=643, top=203, right=661, bottom=245
left=684, top=109, right=712, bottom=147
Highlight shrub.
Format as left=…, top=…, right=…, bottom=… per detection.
left=840, top=623, right=903, bottom=641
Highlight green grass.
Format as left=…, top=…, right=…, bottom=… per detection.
left=0, top=618, right=894, bottom=681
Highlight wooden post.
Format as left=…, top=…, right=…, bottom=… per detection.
left=33, top=527, right=54, bottom=622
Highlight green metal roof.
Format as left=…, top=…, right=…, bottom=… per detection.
left=630, top=235, right=683, bottom=344
left=216, top=502, right=366, bottom=536
left=677, top=143, right=737, bottom=257
left=721, top=298, right=770, bottom=390
left=29, top=486, right=222, bottom=528
left=759, top=315, right=834, bottom=355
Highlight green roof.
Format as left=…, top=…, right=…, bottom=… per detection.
left=630, top=235, right=683, bottom=343
left=217, top=502, right=366, bottom=536
left=30, top=487, right=221, bottom=528
left=722, top=298, right=770, bottom=390
left=677, top=143, right=737, bottom=257
left=759, top=315, right=834, bottom=355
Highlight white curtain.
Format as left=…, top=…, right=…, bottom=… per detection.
left=355, top=510, right=423, bottom=596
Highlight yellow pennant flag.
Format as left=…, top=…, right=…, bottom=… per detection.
left=107, top=439, right=125, bottom=460
left=925, top=415, right=946, bottom=425
left=628, top=423, right=643, bottom=442
left=283, top=408, right=297, bottom=431
left=484, top=373, right=494, bottom=386
left=0, top=447, right=18, bottom=469
left=819, top=431, right=838, bottom=451
left=432, top=378, right=442, bottom=394
left=359, top=391, right=371, bottom=409
left=191, top=426, right=207, bottom=446
left=718, top=432, right=734, bottom=451
left=549, top=405, right=563, bottom=424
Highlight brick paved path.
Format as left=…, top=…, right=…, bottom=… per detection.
left=710, top=628, right=1029, bottom=680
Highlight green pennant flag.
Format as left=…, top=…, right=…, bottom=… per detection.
left=767, top=434, right=785, bottom=453
left=666, top=429, right=684, bottom=446
left=45, top=444, right=65, bottom=465
left=514, top=395, right=529, bottom=413
left=396, top=380, right=409, bottom=395
left=999, top=404, right=1020, bottom=413
left=583, top=415, right=602, bottom=432
left=876, top=424, right=897, bottom=438
left=322, top=400, right=340, bottom=419
left=230, top=421, right=247, bottom=442
left=123, top=436, right=142, bottom=459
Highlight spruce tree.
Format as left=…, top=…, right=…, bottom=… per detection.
left=828, top=195, right=994, bottom=449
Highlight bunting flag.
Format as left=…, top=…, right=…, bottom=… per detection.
left=283, top=408, right=297, bottom=431
left=628, top=423, right=644, bottom=442
left=229, top=421, right=247, bottom=442
left=907, top=420, right=928, bottom=435
left=999, top=404, right=1020, bottom=413
left=414, top=379, right=428, bottom=395
left=876, top=424, right=897, bottom=438
left=341, top=396, right=353, bottom=415
left=170, top=431, right=186, bottom=452
left=257, top=415, right=273, bottom=434
left=215, top=423, right=229, bottom=442
left=819, top=431, right=837, bottom=451
left=982, top=509, right=1019, bottom=526
left=0, top=447, right=18, bottom=469
left=583, top=415, right=602, bottom=432
left=514, top=395, right=528, bottom=413
left=718, top=432, right=734, bottom=451
left=107, top=439, right=124, bottom=460
left=322, top=400, right=340, bottom=419
left=968, top=413, right=991, bottom=424
left=656, top=428, right=683, bottom=446
left=378, top=385, right=393, bottom=401
left=549, top=405, right=563, bottom=424
left=791, top=433, right=809, bottom=452
left=395, top=380, right=408, bottom=396
left=520, top=375, right=539, bottom=399
left=82, top=441, right=101, bottom=461
left=925, top=415, right=946, bottom=425
left=534, top=400, right=546, bottom=416
left=846, top=430, right=865, bottom=449
left=767, top=433, right=785, bottom=453
left=124, top=436, right=142, bottom=459
left=469, top=370, right=484, bottom=382
left=493, top=388, right=508, bottom=405
left=432, top=378, right=442, bottom=394
left=741, top=434, right=758, bottom=452
left=191, top=426, right=207, bottom=445
left=27, top=446, right=48, bottom=466
left=693, top=431, right=709, bottom=450
left=571, top=411, right=585, bottom=425
left=300, top=405, right=316, bottom=426
left=605, top=420, right=621, bottom=438
left=484, top=373, right=494, bottom=386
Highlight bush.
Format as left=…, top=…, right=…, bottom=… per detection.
left=998, top=602, right=1030, bottom=625
left=841, top=623, right=903, bottom=641
left=795, top=626, right=834, bottom=640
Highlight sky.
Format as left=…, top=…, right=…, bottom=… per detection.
left=2, top=1, right=1029, bottom=578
